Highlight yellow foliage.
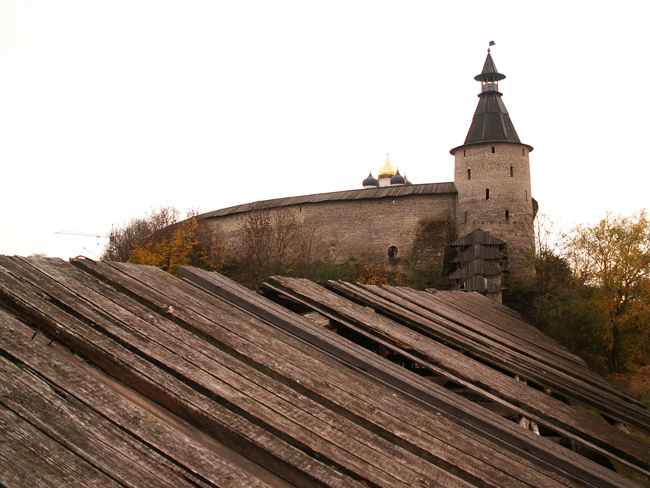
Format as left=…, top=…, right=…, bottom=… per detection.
left=356, top=263, right=389, bottom=286
left=128, top=217, right=226, bottom=276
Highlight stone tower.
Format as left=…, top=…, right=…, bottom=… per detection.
left=451, top=47, right=536, bottom=274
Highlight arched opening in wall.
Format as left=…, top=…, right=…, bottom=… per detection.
left=388, top=246, right=398, bottom=260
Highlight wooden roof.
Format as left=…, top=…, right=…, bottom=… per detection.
left=1, top=255, right=649, bottom=487
left=199, top=182, right=457, bottom=219
left=450, top=228, right=506, bottom=247
left=447, top=258, right=502, bottom=279
left=460, top=274, right=502, bottom=293
left=451, top=243, right=506, bottom=263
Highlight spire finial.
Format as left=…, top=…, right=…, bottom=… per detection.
left=488, top=40, right=495, bottom=53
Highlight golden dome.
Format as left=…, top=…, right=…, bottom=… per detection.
left=378, top=154, right=396, bottom=179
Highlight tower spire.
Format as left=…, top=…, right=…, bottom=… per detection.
left=451, top=44, right=531, bottom=153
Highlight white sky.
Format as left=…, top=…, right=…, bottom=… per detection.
left=1, top=1, right=649, bottom=259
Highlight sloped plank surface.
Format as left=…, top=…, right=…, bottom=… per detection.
left=335, top=282, right=650, bottom=429
left=263, top=276, right=650, bottom=479
left=1, top=256, right=648, bottom=487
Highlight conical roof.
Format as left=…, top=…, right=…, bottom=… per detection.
left=474, top=52, right=506, bottom=82
left=451, top=49, right=532, bottom=154
left=464, top=93, right=521, bottom=144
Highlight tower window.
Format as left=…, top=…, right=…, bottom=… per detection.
left=510, top=165, right=514, bottom=177
left=467, top=168, right=471, bottom=180
left=522, top=148, right=525, bottom=156
left=486, top=188, right=490, bottom=200
left=505, top=210, right=510, bottom=220
left=463, top=149, right=466, bottom=157
left=491, top=146, right=495, bottom=153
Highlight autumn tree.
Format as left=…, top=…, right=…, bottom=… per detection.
left=237, top=203, right=301, bottom=283
left=102, top=206, right=181, bottom=262
left=565, top=211, right=650, bottom=371
left=102, top=206, right=227, bottom=276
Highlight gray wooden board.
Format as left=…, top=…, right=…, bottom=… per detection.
left=387, top=286, right=583, bottom=366
left=178, top=266, right=637, bottom=487
left=418, top=288, right=643, bottom=407
left=430, top=290, right=647, bottom=413
left=0, top=260, right=364, bottom=488
left=94, top=260, right=549, bottom=488
left=330, top=281, right=650, bottom=431
left=5, top=255, right=488, bottom=486
left=178, top=266, right=641, bottom=488
left=0, top=307, right=291, bottom=488
left=15, top=257, right=447, bottom=488
left=72, top=259, right=592, bottom=488
left=0, top=406, right=125, bottom=488
left=263, top=275, right=650, bottom=476
left=262, top=277, right=650, bottom=481
left=0, top=354, right=199, bottom=488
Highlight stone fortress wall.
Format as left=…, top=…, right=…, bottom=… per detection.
left=203, top=189, right=457, bottom=268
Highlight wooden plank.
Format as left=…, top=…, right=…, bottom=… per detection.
left=13, top=258, right=444, bottom=488
left=0, top=261, right=366, bottom=488
left=330, top=281, right=650, bottom=432
left=177, top=266, right=643, bottom=488
left=0, top=357, right=199, bottom=488
left=71, top=259, right=594, bottom=488
left=264, top=275, right=650, bottom=477
left=433, top=290, right=644, bottom=404
left=0, top=406, right=124, bottom=488
left=0, top=307, right=291, bottom=488
left=417, top=288, right=643, bottom=405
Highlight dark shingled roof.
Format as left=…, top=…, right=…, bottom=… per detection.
left=451, top=242, right=506, bottom=263
left=199, top=182, right=457, bottom=219
left=450, top=228, right=506, bottom=247
left=464, top=93, right=521, bottom=145
left=475, top=51, right=506, bottom=82
left=451, top=52, right=533, bottom=154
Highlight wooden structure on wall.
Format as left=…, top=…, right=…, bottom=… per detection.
left=0, top=255, right=649, bottom=487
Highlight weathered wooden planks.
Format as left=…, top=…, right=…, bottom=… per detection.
left=0, top=308, right=279, bottom=488
left=262, top=275, right=650, bottom=478
left=0, top=258, right=368, bottom=488
left=327, top=281, right=650, bottom=431
left=72, top=258, right=593, bottom=487
left=1, top=255, right=649, bottom=487
left=187, top=266, right=650, bottom=488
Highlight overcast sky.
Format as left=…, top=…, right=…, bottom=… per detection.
left=1, top=1, right=648, bottom=259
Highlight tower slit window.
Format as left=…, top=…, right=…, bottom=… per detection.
left=510, top=165, right=514, bottom=177
left=491, top=146, right=495, bottom=153
left=467, top=169, right=471, bottom=180
left=486, top=188, right=490, bottom=200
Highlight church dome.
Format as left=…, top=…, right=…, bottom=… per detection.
left=362, top=171, right=379, bottom=188
left=390, top=169, right=406, bottom=186
left=378, top=154, right=396, bottom=179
